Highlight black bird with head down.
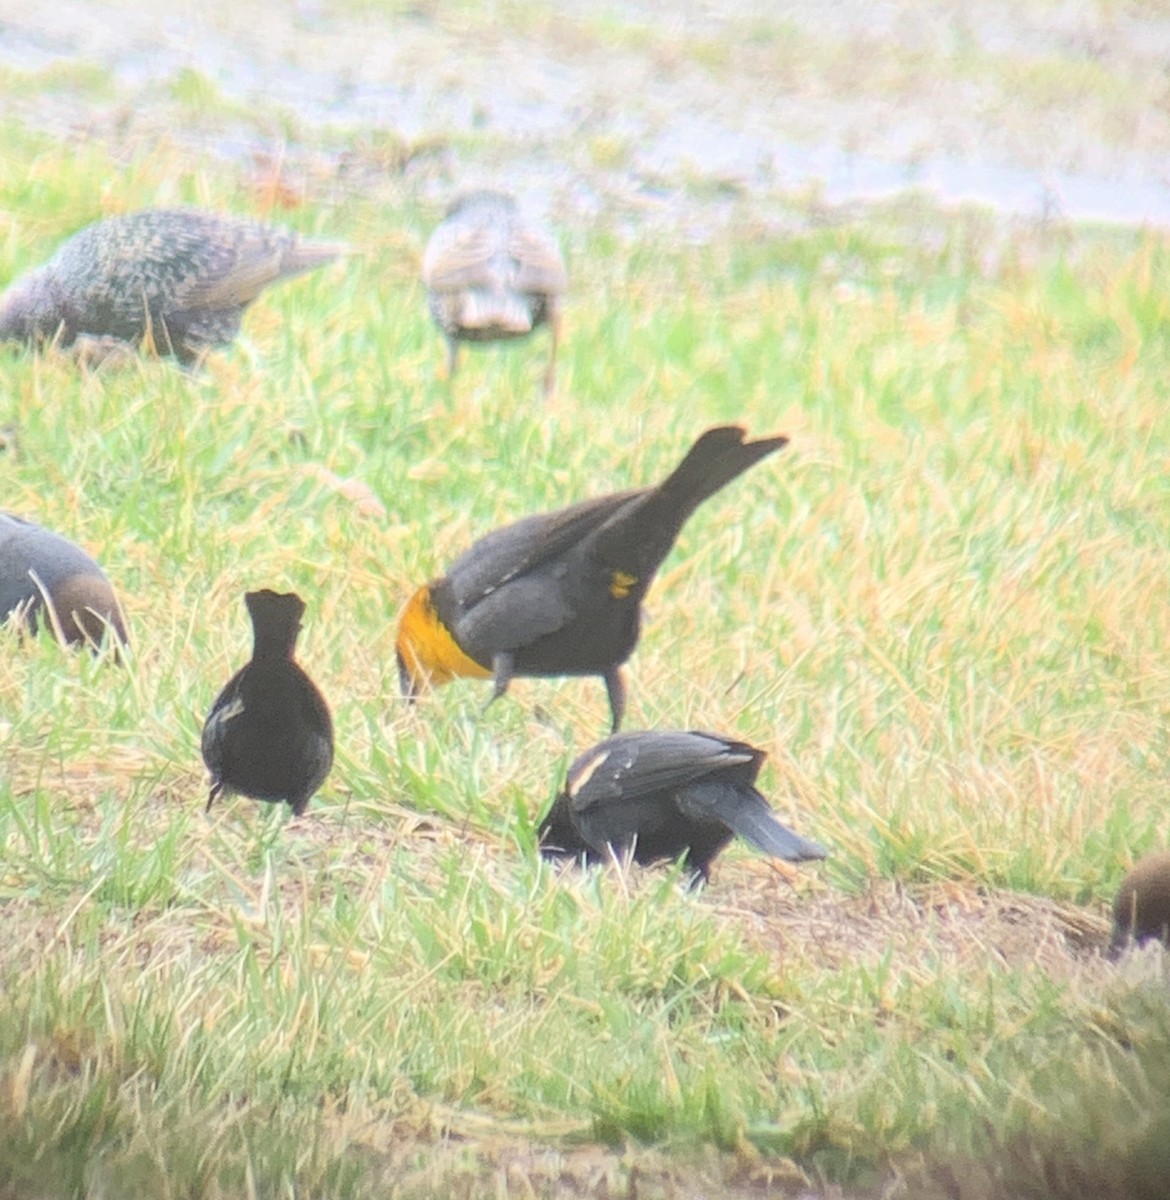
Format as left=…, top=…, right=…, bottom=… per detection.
left=0, top=512, right=128, bottom=649
left=538, top=730, right=828, bottom=885
left=1109, top=851, right=1170, bottom=958
left=202, top=590, right=333, bottom=817
left=396, top=425, right=788, bottom=731
left=422, top=191, right=567, bottom=396
left=0, top=208, right=347, bottom=365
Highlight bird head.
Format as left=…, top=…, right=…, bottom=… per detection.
left=244, top=589, right=306, bottom=660
left=0, top=270, right=57, bottom=344
left=49, top=573, right=130, bottom=650
left=395, top=583, right=491, bottom=698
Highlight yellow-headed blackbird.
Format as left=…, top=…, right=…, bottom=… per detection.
left=0, top=512, right=128, bottom=649
left=538, top=730, right=827, bottom=884
left=422, top=191, right=567, bottom=396
left=396, top=425, right=788, bottom=731
left=1109, top=851, right=1170, bottom=957
left=0, top=208, right=347, bottom=365
left=202, top=590, right=333, bottom=817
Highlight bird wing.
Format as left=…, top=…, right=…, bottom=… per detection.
left=444, top=491, right=642, bottom=609
left=182, top=245, right=287, bottom=309
left=422, top=224, right=504, bottom=291
left=445, top=566, right=578, bottom=657
left=297, top=726, right=335, bottom=795
left=565, top=731, right=759, bottom=816
left=509, top=229, right=567, bottom=294
left=200, top=667, right=247, bottom=776
left=295, top=668, right=335, bottom=780
left=675, top=780, right=828, bottom=863
left=179, top=233, right=344, bottom=310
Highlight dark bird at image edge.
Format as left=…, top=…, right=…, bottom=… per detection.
left=395, top=424, right=788, bottom=732
left=202, top=589, right=334, bottom=817
left=538, top=729, right=828, bottom=885
left=0, top=512, right=128, bottom=650
left=1109, top=850, right=1170, bottom=958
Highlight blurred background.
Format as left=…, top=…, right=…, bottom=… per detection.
left=3, top=0, right=1169, bottom=238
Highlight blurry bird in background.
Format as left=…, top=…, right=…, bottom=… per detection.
left=422, top=191, right=567, bottom=397
left=0, top=208, right=348, bottom=366
left=202, top=589, right=334, bottom=818
left=1109, top=851, right=1170, bottom=958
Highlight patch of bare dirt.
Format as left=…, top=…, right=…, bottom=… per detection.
left=710, top=858, right=1111, bottom=980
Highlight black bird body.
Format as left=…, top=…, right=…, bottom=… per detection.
left=0, top=512, right=127, bottom=648
left=422, top=191, right=566, bottom=394
left=0, top=208, right=346, bottom=364
left=1109, top=851, right=1170, bottom=957
left=202, top=590, right=333, bottom=817
left=396, top=426, right=788, bottom=730
left=538, top=730, right=828, bottom=883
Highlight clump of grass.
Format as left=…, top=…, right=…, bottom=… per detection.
left=887, top=964, right=1170, bottom=1200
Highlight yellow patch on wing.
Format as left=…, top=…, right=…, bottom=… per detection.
left=396, top=585, right=492, bottom=687
left=608, top=569, right=638, bottom=600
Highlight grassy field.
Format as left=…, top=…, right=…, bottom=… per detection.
left=2, top=70, right=1170, bottom=1199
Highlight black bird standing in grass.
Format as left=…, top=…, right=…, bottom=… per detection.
left=0, top=208, right=347, bottom=365
left=202, top=590, right=333, bottom=818
left=0, top=512, right=128, bottom=649
left=538, top=730, right=828, bottom=885
left=422, top=191, right=567, bottom=397
left=395, top=425, right=788, bottom=732
left=1109, top=851, right=1170, bottom=957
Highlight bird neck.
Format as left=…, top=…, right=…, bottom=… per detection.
left=251, top=632, right=298, bottom=662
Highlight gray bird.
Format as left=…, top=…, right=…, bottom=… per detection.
left=422, top=191, right=567, bottom=397
left=538, top=730, right=828, bottom=885
left=0, top=513, right=128, bottom=649
left=0, top=208, right=347, bottom=365
left=1109, top=851, right=1170, bottom=957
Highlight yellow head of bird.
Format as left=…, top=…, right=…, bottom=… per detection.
left=396, top=584, right=492, bottom=698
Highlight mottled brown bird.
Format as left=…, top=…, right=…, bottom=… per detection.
left=202, top=590, right=333, bottom=817
left=0, top=512, right=128, bottom=649
left=422, top=191, right=566, bottom=396
left=1109, top=851, right=1170, bottom=957
left=396, top=425, right=788, bottom=731
left=538, top=730, right=828, bottom=885
left=0, top=208, right=347, bottom=365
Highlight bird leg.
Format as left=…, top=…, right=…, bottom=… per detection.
left=444, top=335, right=460, bottom=382
left=543, top=311, right=560, bottom=399
left=486, top=652, right=516, bottom=710
left=685, top=864, right=710, bottom=891
left=603, top=667, right=626, bottom=732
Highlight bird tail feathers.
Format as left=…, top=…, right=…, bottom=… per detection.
left=678, top=781, right=827, bottom=863
left=282, top=238, right=352, bottom=277
left=595, top=426, right=788, bottom=564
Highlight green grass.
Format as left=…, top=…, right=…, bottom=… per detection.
left=1, top=113, right=1170, bottom=1197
